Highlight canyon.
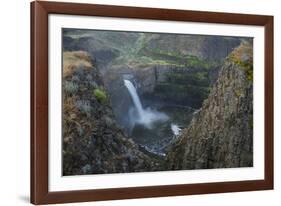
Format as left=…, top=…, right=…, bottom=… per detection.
left=62, top=29, right=253, bottom=175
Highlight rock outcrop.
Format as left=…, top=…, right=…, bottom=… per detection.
left=166, top=42, right=253, bottom=169
left=140, top=65, right=216, bottom=109
left=62, top=51, right=158, bottom=175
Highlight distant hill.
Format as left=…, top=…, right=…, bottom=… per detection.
left=63, top=29, right=244, bottom=68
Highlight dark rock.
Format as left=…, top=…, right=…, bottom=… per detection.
left=62, top=51, right=157, bottom=175
left=166, top=42, right=253, bottom=170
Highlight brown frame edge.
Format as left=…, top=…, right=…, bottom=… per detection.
left=30, top=1, right=274, bottom=204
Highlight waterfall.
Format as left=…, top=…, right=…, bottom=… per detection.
left=124, top=79, right=169, bottom=128
left=171, top=124, right=181, bottom=136
left=124, top=79, right=145, bottom=121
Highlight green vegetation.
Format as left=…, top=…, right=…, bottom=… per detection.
left=227, top=41, right=253, bottom=81
left=229, top=57, right=253, bottom=81
left=166, top=72, right=209, bottom=87
left=156, top=83, right=209, bottom=98
left=154, top=83, right=210, bottom=108
left=139, top=47, right=221, bottom=69
left=186, top=55, right=219, bottom=69
left=94, top=88, right=107, bottom=103
left=249, top=116, right=253, bottom=129
left=112, top=45, right=221, bottom=69
left=64, top=81, right=79, bottom=95
left=63, top=51, right=93, bottom=77
left=240, top=61, right=253, bottom=81
left=151, top=65, right=212, bottom=108
left=234, top=89, right=242, bottom=97
left=64, top=30, right=243, bottom=72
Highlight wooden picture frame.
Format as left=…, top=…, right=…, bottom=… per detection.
left=31, top=1, right=274, bottom=204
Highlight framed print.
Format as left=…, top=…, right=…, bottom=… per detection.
left=30, top=1, right=274, bottom=204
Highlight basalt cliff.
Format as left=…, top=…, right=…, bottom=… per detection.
left=62, top=51, right=159, bottom=175
left=166, top=42, right=253, bottom=169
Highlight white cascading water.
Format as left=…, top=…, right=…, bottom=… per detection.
left=124, top=79, right=169, bottom=128
left=171, top=123, right=181, bottom=136
left=124, top=79, right=145, bottom=120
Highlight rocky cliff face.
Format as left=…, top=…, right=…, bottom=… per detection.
left=139, top=65, right=216, bottom=109
left=63, top=36, right=120, bottom=67
left=166, top=42, right=253, bottom=169
left=62, top=51, right=158, bottom=175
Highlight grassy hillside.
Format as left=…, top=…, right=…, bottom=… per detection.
left=63, top=29, right=242, bottom=69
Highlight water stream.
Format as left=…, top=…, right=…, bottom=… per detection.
left=124, top=79, right=146, bottom=121
left=123, top=79, right=191, bottom=156
left=124, top=79, right=169, bottom=128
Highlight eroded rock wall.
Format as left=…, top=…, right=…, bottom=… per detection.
left=62, top=51, right=158, bottom=175
left=166, top=42, right=253, bottom=169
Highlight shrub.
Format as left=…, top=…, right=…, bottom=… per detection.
left=227, top=41, right=253, bottom=82
left=94, top=88, right=107, bottom=103
left=75, top=100, right=91, bottom=116
left=63, top=51, right=93, bottom=77
left=64, top=81, right=78, bottom=95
